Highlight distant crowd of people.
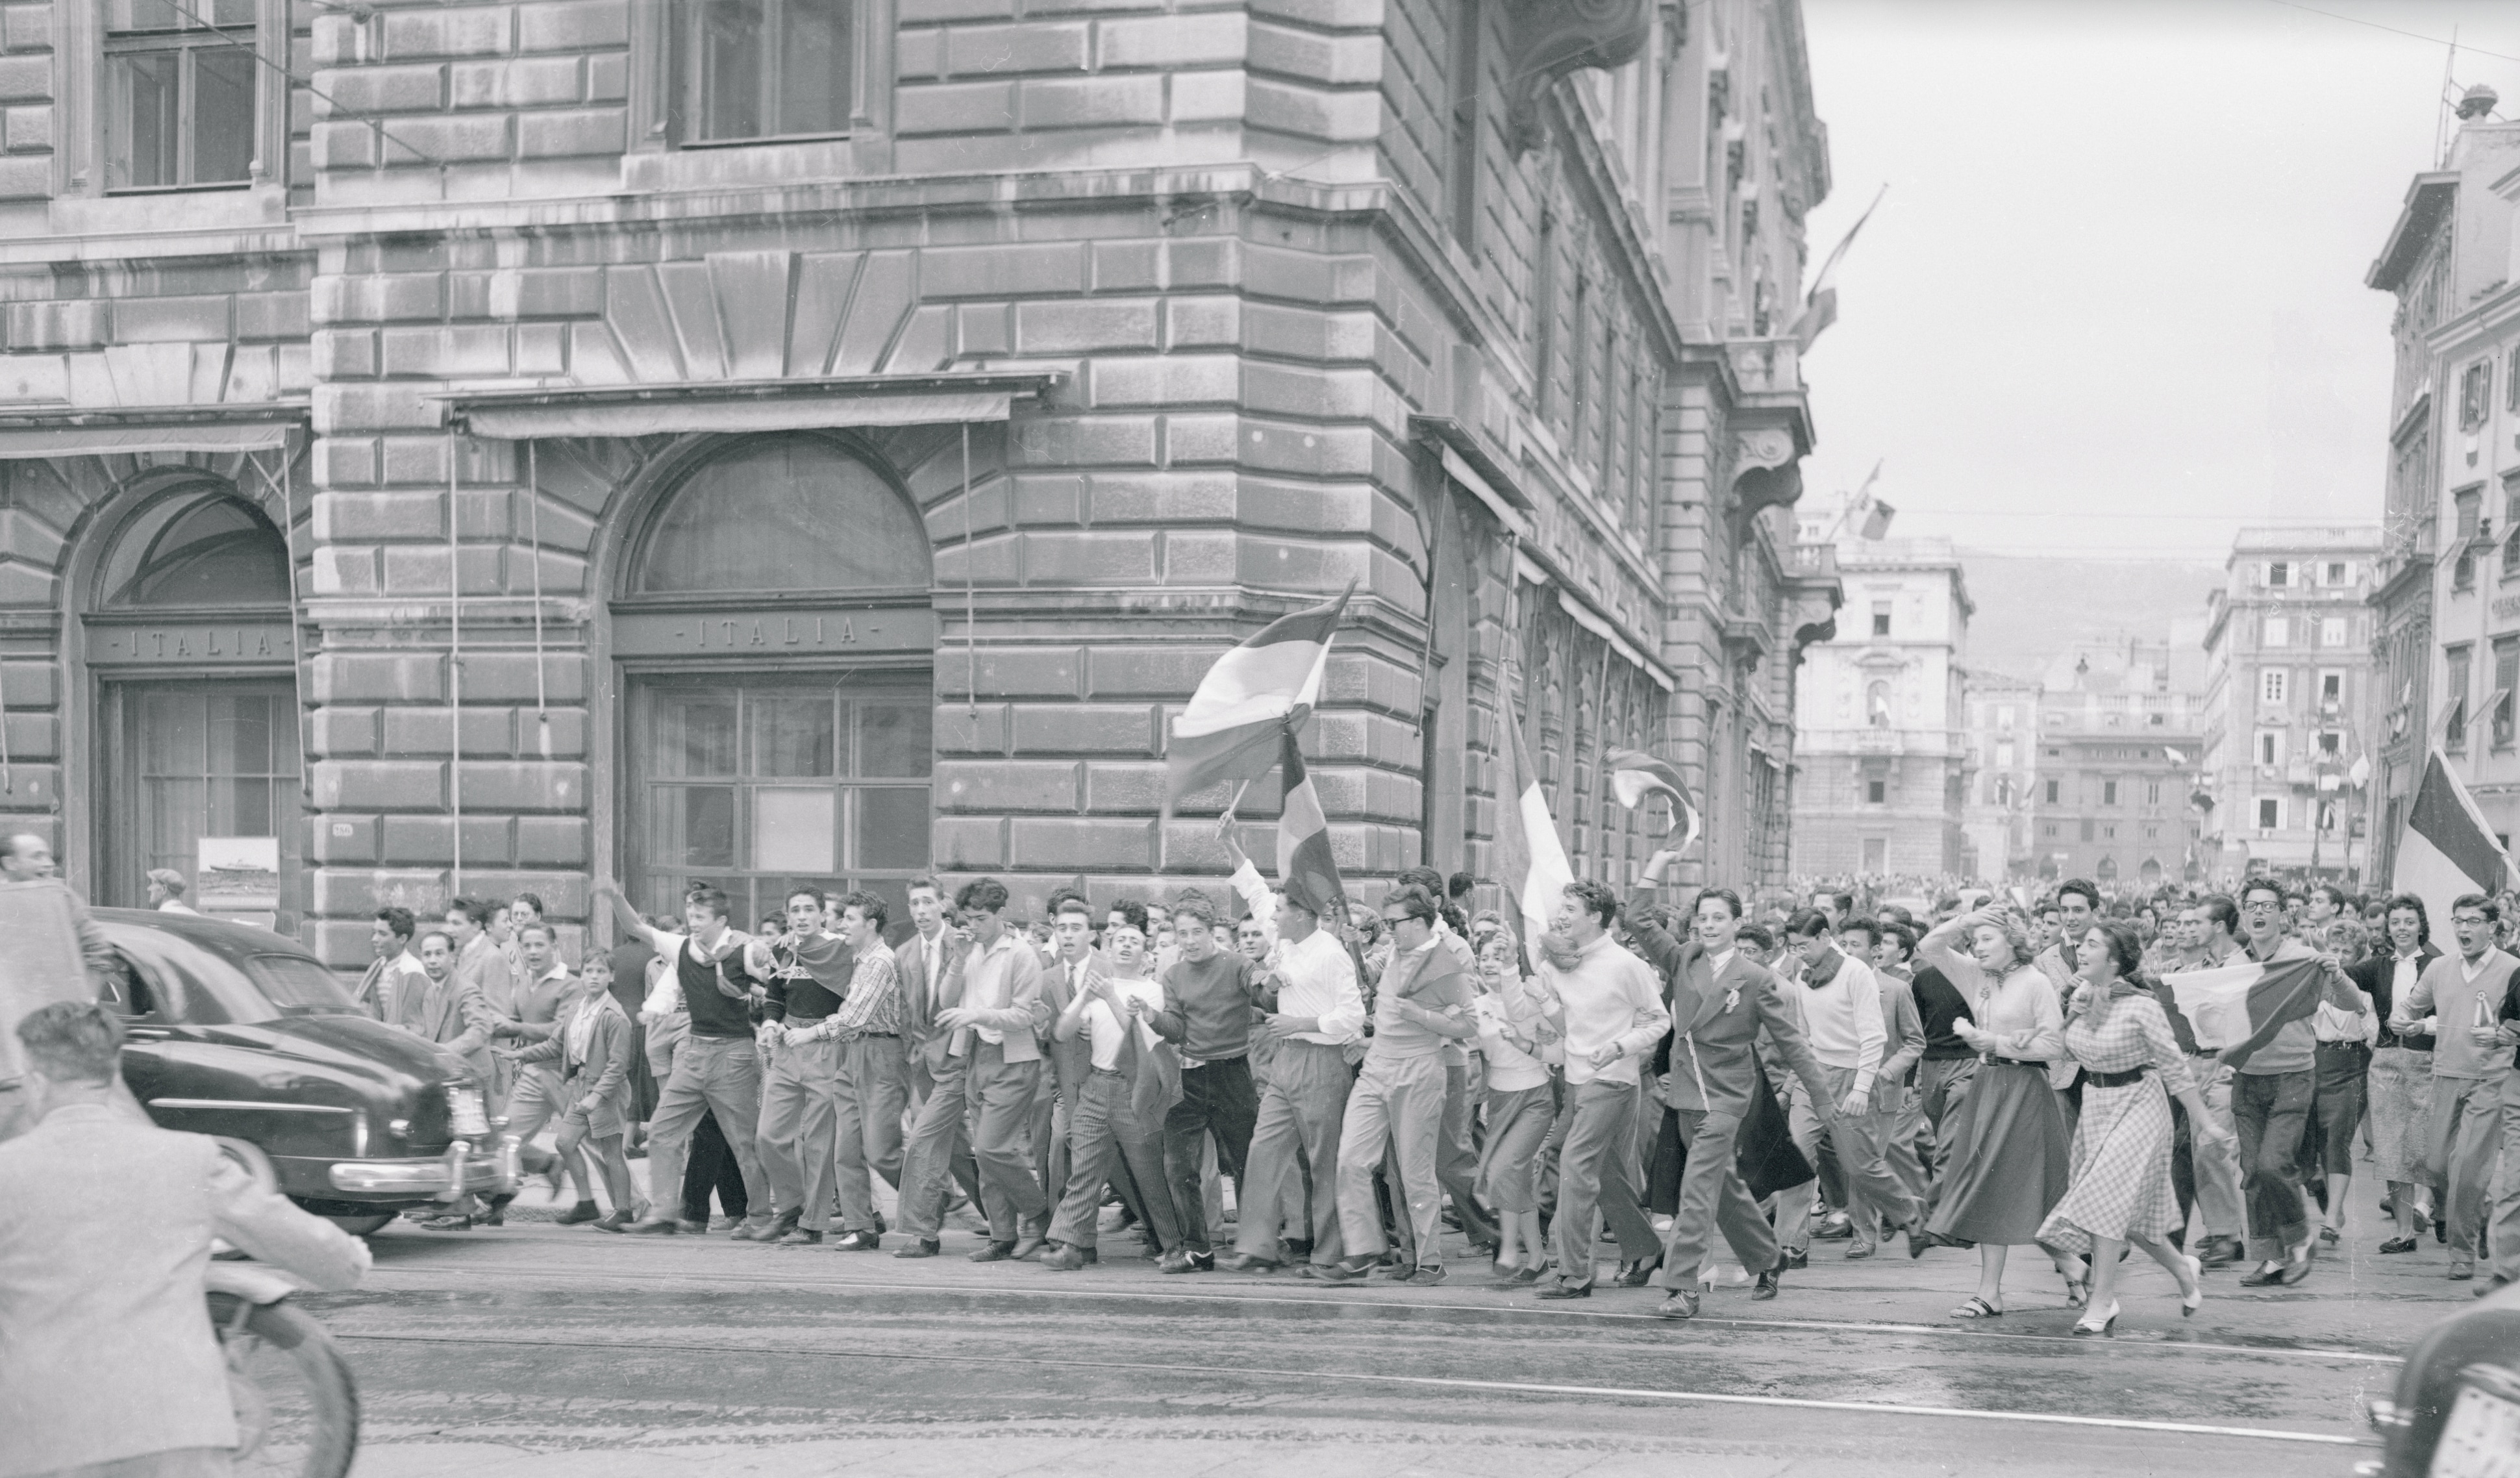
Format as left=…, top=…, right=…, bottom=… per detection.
left=340, top=859, right=2520, bottom=1327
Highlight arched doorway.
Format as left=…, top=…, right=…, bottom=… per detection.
left=86, top=483, right=301, bottom=929
left=612, top=436, right=936, bottom=930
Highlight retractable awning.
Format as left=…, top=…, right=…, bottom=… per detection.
left=442, top=372, right=1064, bottom=440
left=0, top=405, right=306, bottom=458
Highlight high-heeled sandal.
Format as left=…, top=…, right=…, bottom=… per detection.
left=2072, top=1299, right=2119, bottom=1336
left=2062, top=1271, right=2090, bottom=1309
left=2180, top=1253, right=2204, bottom=1318
left=1950, top=1295, right=2004, bottom=1318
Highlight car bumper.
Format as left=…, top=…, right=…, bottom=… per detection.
left=324, top=1141, right=516, bottom=1201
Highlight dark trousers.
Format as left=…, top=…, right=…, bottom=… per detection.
left=1647, top=1105, right=1688, bottom=1216
left=1161, top=1055, right=1260, bottom=1252
left=2233, top=1068, right=2314, bottom=1261
left=680, top=1108, right=748, bottom=1222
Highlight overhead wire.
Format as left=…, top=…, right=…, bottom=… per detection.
left=153, top=0, right=442, bottom=167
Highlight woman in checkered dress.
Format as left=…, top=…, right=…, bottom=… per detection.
left=2038, top=921, right=2228, bottom=1334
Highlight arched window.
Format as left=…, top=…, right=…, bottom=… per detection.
left=633, top=437, right=929, bottom=595
left=97, top=488, right=288, bottom=608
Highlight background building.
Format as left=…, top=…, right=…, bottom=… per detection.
left=2200, top=529, right=2382, bottom=881
left=1788, top=528, right=1971, bottom=877
left=0, top=0, right=1843, bottom=964
left=2377, top=110, right=2520, bottom=858
left=1959, top=670, right=2039, bottom=882
left=2028, top=638, right=2206, bottom=886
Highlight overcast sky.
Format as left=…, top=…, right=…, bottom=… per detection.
left=1793, top=0, right=2520, bottom=559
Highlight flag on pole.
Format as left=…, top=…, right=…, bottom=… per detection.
left=1494, top=716, right=1575, bottom=972
left=1165, top=582, right=1353, bottom=805
left=1275, top=729, right=1346, bottom=923
left=2163, top=955, right=2345, bottom=1070
left=1790, top=182, right=1887, bottom=352
left=1605, top=747, right=1701, bottom=853
left=2390, top=749, right=2513, bottom=923
left=1858, top=497, right=1897, bottom=540
left=2164, top=747, right=2189, bottom=765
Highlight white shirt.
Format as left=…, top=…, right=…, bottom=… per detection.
left=1229, top=860, right=1280, bottom=955
left=1269, top=927, right=1365, bottom=1046
left=1791, top=949, right=1888, bottom=1097
left=1536, top=931, right=1670, bottom=1088
left=1083, top=977, right=1166, bottom=1071
left=1472, top=988, right=1551, bottom=1091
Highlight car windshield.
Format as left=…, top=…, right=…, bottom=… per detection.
left=243, top=955, right=358, bottom=1014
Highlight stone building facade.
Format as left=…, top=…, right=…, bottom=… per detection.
left=1787, top=533, right=1969, bottom=879
left=2200, top=529, right=2379, bottom=881
left=2030, top=640, right=2205, bottom=888
left=0, top=0, right=1839, bottom=967
left=1958, top=669, right=2037, bottom=883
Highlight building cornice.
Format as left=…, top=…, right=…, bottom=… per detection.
left=2368, top=173, right=2459, bottom=292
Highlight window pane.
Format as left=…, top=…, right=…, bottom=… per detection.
left=753, top=787, right=835, bottom=872
left=193, top=45, right=256, bottom=184
left=853, top=786, right=930, bottom=870
left=680, top=0, right=766, bottom=142
left=653, top=785, right=737, bottom=868
left=750, top=695, right=835, bottom=777
left=106, top=0, right=186, bottom=32
left=777, top=0, right=852, bottom=135
left=106, top=495, right=289, bottom=607
left=857, top=699, right=930, bottom=778
left=106, top=52, right=181, bottom=189
left=638, top=439, right=930, bottom=594
left=655, top=694, right=738, bottom=777
left=206, top=693, right=274, bottom=775
left=208, top=0, right=255, bottom=25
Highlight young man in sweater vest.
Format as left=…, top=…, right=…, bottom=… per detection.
left=2391, top=891, right=2517, bottom=1283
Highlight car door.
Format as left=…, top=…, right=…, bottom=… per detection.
left=95, top=943, right=181, bottom=1106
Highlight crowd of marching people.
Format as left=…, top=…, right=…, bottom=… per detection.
left=343, top=853, right=2520, bottom=1329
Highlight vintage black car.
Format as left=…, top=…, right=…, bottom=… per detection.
left=94, top=908, right=508, bottom=1234
left=2362, top=1277, right=2520, bottom=1478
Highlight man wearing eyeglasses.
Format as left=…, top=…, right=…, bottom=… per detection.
left=2391, top=892, right=2518, bottom=1287
left=2229, top=879, right=2371, bottom=1288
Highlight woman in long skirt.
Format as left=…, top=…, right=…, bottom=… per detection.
left=2036, top=922, right=2223, bottom=1334
left=2356, top=895, right=2440, bottom=1253
left=1914, top=906, right=2080, bottom=1319
left=1472, top=932, right=1558, bottom=1285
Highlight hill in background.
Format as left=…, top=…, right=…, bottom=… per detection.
left=1957, top=553, right=2223, bottom=684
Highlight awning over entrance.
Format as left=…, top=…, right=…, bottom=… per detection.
left=442, top=372, right=1064, bottom=441
left=0, top=405, right=306, bottom=458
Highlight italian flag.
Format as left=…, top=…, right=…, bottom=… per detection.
left=1274, top=730, right=1347, bottom=922
left=2164, top=955, right=2336, bottom=1070
left=2391, top=748, right=2513, bottom=927
left=1493, top=714, right=1574, bottom=972
left=1164, top=582, right=1352, bottom=805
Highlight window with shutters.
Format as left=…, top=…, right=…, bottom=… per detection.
left=2447, top=644, right=2473, bottom=753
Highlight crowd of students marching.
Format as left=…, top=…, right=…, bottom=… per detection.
left=347, top=858, right=2520, bottom=1330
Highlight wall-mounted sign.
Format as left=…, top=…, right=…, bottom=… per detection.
left=197, top=835, right=281, bottom=929
left=611, top=607, right=935, bottom=660
left=86, top=623, right=292, bottom=667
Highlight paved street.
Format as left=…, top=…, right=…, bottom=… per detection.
left=294, top=1175, right=2473, bottom=1478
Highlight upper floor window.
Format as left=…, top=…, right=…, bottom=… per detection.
left=2262, top=616, right=2288, bottom=647
left=2323, top=560, right=2351, bottom=585
left=2504, top=476, right=2520, bottom=575
left=2261, top=669, right=2287, bottom=705
left=2319, top=616, right=2348, bottom=647
left=2462, top=357, right=2495, bottom=431
left=2456, top=486, right=2483, bottom=590
left=630, top=436, right=927, bottom=595
left=98, top=486, right=288, bottom=608
left=671, top=0, right=856, bottom=146
left=104, top=0, right=256, bottom=191
left=2447, top=643, right=2473, bottom=753
left=2265, top=560, right=2289, bottom=587
left=1871, top=601, right=1891, bottom=637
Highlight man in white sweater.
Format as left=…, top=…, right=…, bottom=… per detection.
left=1531, top=881, right=1671, bottom=1299
left=1775, top=908, right=1926, bottom=1260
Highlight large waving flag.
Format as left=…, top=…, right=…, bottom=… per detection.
left=1606, top=747, right=1701, bottom=853
left=2164, top=955, right=2334, bottom=1070
left=1790, top=182, right=1887, bottom=352
left=1166, top=582, right=1353, bottom=805
left=1275, top=729, right=1347, bottom=921
left=1495, top=716, right=1575, bottom=971
left=2392, top=749, right=2512, bottom=925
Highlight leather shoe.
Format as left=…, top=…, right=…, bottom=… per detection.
left=777, top=1229, right=823, bottom=1247
left=2280, top=1248, right=2314, bottom=1285
left=729, top=1217, right=781, bottom=1242
left=1011, top=1235, right=1048, bottom=1262
left=1616, top=1256, right=1660, bottom=1287
left=1159, top=1248, right=1216, bottom=1274
left=1534, top=1280, right=1591, bottom=1300
left=1753, top=1265, right=1783, bottom=1300
left=1219, top=1252, right=1282, bottom=1273
left=830, top=1229, right=882, bottom=1251
left=2238, top=1261, right=2286, bottom=1286
left=1655, top=1289, right=1701, bottom=1320
left=1404, top=1264, right=1447, bottom=1286
left=622, top=1217, right=680, bottom=1236
left=1039, top=1242, right=1092, bottom=1271
left=969, top=1240, right=1019, bottom=1263
left=553, top=1201, right=601, bottom=1226
left=1298, top=1259, right=1367, bottom=1282
left=2198, top=1235, right=2240, bottom=1270
left=892, top=1238, right=943, bottom=1259
left=419, top=1213, right=473, bottom=1232
left=591, top=1209, right=632, bottom=1233
left=1813, top=1215, right=1854, bottom=1240
left=1780, top=1248, right=1808, bottom=1271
